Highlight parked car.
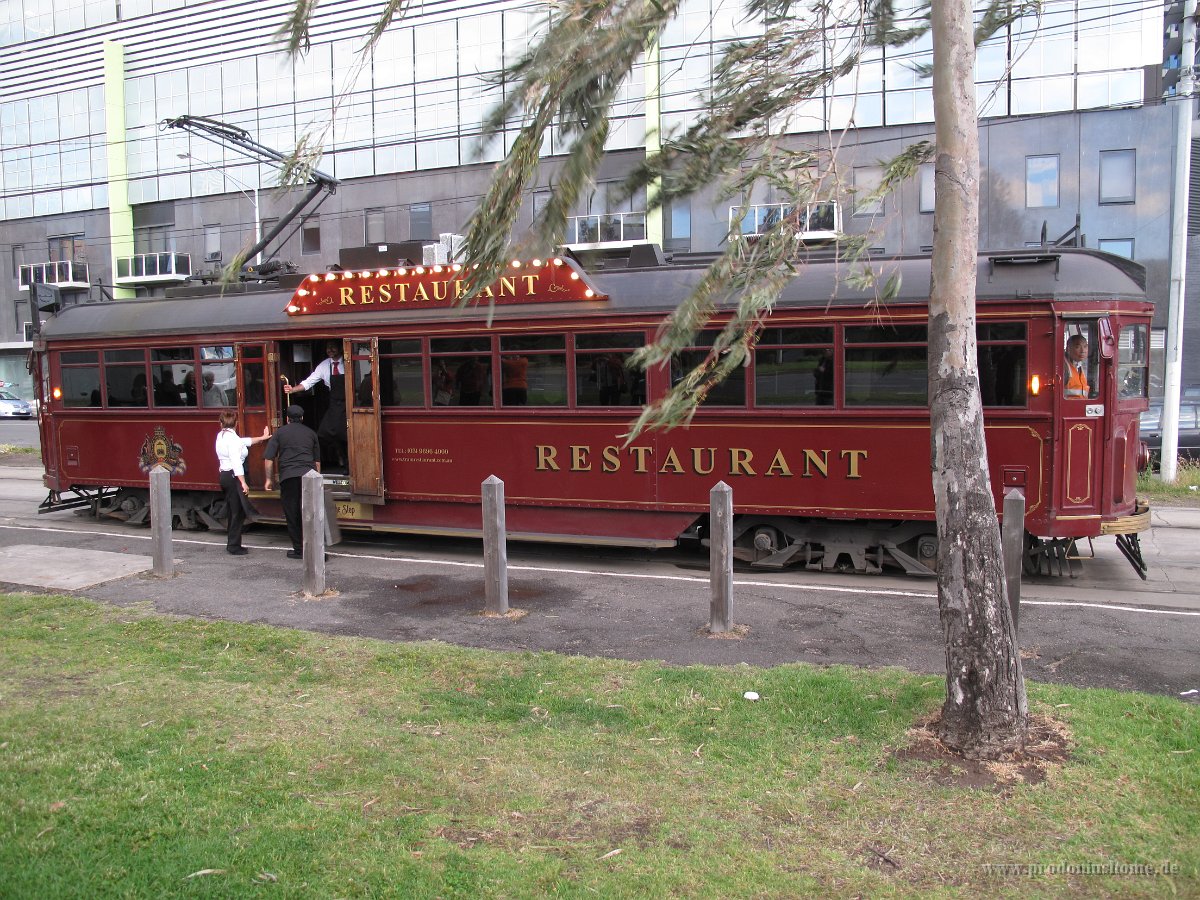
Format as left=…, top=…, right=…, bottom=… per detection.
left=0, top=390, right=34, bottom=418
left=1140, top=401, right=1200, bottom=463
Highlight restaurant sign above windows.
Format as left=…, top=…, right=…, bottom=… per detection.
left=285, top=257, right=607, bottom=316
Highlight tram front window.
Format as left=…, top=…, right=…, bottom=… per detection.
left=1063, top=322, right=1098, bottom=400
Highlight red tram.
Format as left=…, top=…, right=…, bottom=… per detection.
left=33, top=247, right=1154, bottom=577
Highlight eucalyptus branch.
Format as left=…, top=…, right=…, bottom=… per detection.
left=276, top=0, right=321, bottom=55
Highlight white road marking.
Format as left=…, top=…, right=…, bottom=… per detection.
left=1, top=521, right=1198, bottom=618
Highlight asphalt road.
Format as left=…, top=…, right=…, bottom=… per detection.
left=0, top=419, right=37, bottom=447
left=0, top=454, right=1196, bottom=700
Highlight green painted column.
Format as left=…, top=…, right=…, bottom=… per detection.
left=104, top=40, right=135, bottom=299
left=643, top=37, right=663, bottom=247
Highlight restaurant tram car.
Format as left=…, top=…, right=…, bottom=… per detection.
left=33, top=246, right=1154, bottom=577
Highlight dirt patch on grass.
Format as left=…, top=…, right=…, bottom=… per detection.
left=430, top=798, right=661, bottom=855
left=860, top=843, right=903, bottom=874
left=894, top=714, right=1072, bottom=791
left=702, top=623, right=750, bottom=640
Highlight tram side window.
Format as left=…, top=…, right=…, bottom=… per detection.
left=844, top=324, right=928, bottom=406
left=351, top=341, right=374, bottom=408
left=977, top=323, right=1027, bottom=407
left=104, top=349, right=148, bottom=408
left=59, top=350, right=101, bottom=408
left=1117, top=324, right=1149, bottom=401
left=199, top=346, right=234, bottom=408
left=576, top=331, right=646, bottom=407
left=1062, top=322, right=1099, bottom=400
left=671, top=330, right=747, bottom=407
left=754, top=327, right=835, bottom=407
left=500, top=335, right=567, bottom=407
left=431, top=336, right=493, bottom=407
left=379, top=339, right=423, bottom=407
left=150, top=347, right=194, bottom=407
left=239, top=345, right=265, bottom=408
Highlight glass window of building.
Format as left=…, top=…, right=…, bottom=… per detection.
left=1099, top=149, right=1135, bottom=203
left=365, top=208, right=386, bottom=244
left=301, top=216, right=321, bottom=255
left=853, top=166, right=885, bottom=216
left=666, top=198, right=691, bottom=252
left=919, top=163, right=935, bottom=213
left=1098, top=238, right=1134, bottom=259
left=410, top=202, right=432, bottom=241
left=1025, top=155, right=1059, bottom=208
left=204, top=225, right=221, bottom=261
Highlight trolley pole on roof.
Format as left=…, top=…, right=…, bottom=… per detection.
left=1163, top=0, right=1196, bottom=483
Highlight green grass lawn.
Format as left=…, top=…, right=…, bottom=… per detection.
left=1138, top=457, right=1200, bottom=506
left=1, top=593, right=1195, bottom=898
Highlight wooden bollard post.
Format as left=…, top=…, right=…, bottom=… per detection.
left=709, top=481, right=733, bottom=633
left=1001, top=487, right=1025, bottom=634
left=482, top=475, right=509, bottom=615
left=301, top=469, right=327, bottom=595
left=149, top=465, right=174, bottom=577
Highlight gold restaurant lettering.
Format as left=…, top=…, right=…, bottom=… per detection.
left=287, top=257, right=606, bottom=316
left=535, top=444, right=867, bottom=478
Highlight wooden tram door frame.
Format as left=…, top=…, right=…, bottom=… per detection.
left=234, top=341, right=278, bottom=489
left=344, top=337, right=385, bottom=503
left=1055, top=316, right=1111, bottom=521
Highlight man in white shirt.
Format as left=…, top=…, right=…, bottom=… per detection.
left=214, top=411, right=270, bottom=555
left=285, top=341, right=349, bottom=472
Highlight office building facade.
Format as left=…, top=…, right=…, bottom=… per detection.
left=0, top=0, right=1189, bottom=398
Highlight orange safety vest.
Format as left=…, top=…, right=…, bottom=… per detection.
left=1065, top=363, right=1088, bottom=398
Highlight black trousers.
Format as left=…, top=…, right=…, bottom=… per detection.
left=219, top=470, right=245, bottom=550
left=279, top=475, right=304, bottom=553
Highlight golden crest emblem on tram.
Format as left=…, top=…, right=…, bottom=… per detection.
left=138, top=426, right=187, bottom=475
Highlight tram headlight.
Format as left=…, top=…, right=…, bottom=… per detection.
left=51, top=387, right=62, bottom=400
left=1029, top=374, right=1041, bottom=396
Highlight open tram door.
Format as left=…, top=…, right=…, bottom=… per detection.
left=1055, top=316, right=1111, bottom=528
left=234, top=342, right=277, bottom=488
left=344, top=337, right=384, bottom=503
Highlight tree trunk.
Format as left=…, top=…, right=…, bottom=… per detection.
left=928, top=0, right=1028, bottom=758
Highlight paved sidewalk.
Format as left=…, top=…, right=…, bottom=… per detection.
left=1, top=454, right=1197, bottom=699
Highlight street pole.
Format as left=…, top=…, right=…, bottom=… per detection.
left=1163, top=0, right=1196, bottom=483
left=250, top=186, right=262, bottom=265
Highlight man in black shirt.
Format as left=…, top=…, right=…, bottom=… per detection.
left=264, top=404, right=321, bottom=559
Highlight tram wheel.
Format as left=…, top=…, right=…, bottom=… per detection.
left=751, top=526, right=784, bottom=561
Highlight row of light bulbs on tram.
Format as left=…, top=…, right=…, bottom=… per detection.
left=305, top=257, right=567, bottom=284
left=292, top=255, right=596, bottom=304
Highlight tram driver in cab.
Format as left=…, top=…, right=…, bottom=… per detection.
left=1064, top=334, right=1090, bottom=399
